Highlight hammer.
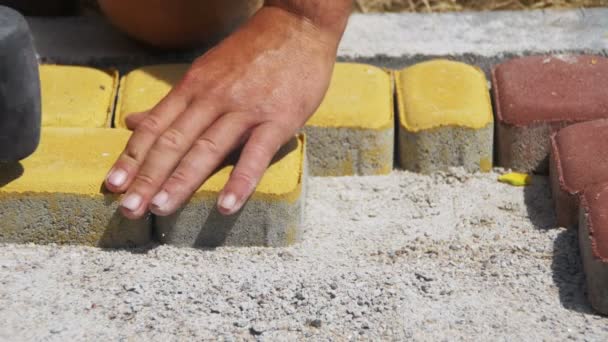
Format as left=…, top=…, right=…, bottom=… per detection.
left=0, top=5, right=41, bottom=162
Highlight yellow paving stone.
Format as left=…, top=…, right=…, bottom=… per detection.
left=40, top=65, right=118, bottom=128
left=303, top=63, right=394, bottom=176
left=156, top=135, right=307, bottom=247
left=398, top=59, right=493, bottom=132
left=115, top=64, right=187, bottom=128
left=0, top=128, right=150, bottom=247
left=396, top=59, right=494, bottom=173
left=308, top=63, right=393, bottom=130
left=115, top=63, right=393, bottom=176
left=0, top=126, right=305, bottom=248
left=190, top=136, right=304, bottom=203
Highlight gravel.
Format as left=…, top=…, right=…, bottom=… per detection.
left=1, top=169, right=607, bottom=340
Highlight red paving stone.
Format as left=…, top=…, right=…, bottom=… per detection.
left=579, top=182, right=608, bottom=314
left=493, top=55, right=608, bottom=173
left=550, top=119, right=608, bottom=228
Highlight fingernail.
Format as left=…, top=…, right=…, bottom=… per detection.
left=218, top=193, right=237, bottom=212
left=151, top=190, right=169, bottom=209
left=121, top=193, right=142, bottom=211
left=107, top=168, right=127, bottom=187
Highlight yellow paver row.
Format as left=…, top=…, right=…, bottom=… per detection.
left=116, top=63, right=394, bottom=176
left=0, top=127, right=305, bottom=248
left=2, top=59, right=497, bottom=248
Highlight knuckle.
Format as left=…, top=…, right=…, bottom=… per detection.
left=179, top=70, right=201, bottom=88
left=137, top=115, right=163, bottom=136
left=274, top=120, right=294, bottom=133
left=248, top=142, right=273, bottom=158
left=193, top=137, right=220, bottom=155
left=123, top=141, right=143, bottom=163
left=166, top=164, right=203, bottom=195
left=230, top=171, right=258, bottom=189
left=156, top=128, right=186, bottom=152
left=133, top=173, right=156, bottom=188
left=168, top=169, right=191, bottom=186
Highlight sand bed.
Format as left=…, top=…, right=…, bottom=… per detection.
left=1, top=170, right=606, bottom=340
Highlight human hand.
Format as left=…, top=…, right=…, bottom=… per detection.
left=104, top=6, right=343, bottom=219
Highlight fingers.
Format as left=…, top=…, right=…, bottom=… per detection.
left=124, top=111, right=147, bottom=130
left=217, top=122, right=291, bottom=216
left=105, top=91, right=188, bottom=195
left=118, top=101, right=221, bottom=219
left=150, top=112, right=255, bottom=216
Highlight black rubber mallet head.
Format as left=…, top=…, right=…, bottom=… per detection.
left=0, top=1, right=78, bottom=16
left=0, top=5, right=41, bottom=162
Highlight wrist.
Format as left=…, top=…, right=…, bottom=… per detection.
left=248, top=6, right=343, bottom=59
left=262, top=0, right=352, bottom=41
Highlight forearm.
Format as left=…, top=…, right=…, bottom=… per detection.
left=263, top=0, right=353, bottom=39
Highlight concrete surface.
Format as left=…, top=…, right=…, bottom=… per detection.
left=397, top=60, right=494, bottom=173
left=0, top=128, right=151, bottom=248
left=1, top=170, right=607, bottom=340
left=156, top=136, right=306, bottom=248
left=340, top=9, right=608, bottom=76
left=40, top=65, right=117, bottom=128
left=27, top=9, right=608, bottom=73
left=339, top=9, right=608, bottom=58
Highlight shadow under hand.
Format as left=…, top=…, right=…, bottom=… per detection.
left=551, top=229, right=593, bottom=314
left=99, top=208, right=156, bottom=254
left=194, top=207, right=244, bottom=248
left=0, top=162, right=24, bottom=187
left=159, top=137, right=299, bottom=248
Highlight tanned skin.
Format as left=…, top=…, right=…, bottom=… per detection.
left=101, top=0, right=353, bottom=219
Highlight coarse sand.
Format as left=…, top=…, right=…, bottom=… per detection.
left=1, top=170, right=607, bottom=340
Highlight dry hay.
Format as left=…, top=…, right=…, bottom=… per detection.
left=355, top=0, right=608, bottom=12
